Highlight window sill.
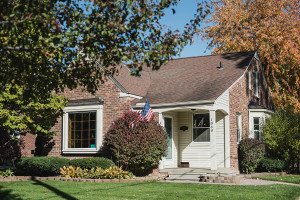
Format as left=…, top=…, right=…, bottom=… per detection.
left=62, top=148, right=101, bottom=154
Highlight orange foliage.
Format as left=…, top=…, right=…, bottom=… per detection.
left=204, top=0, right=300, bottom=112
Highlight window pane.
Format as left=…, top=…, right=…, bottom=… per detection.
left=254, top=117, right=259, bottom=125
left=254, top=131, right=260, bottom=140
left=75, top=113, right=82, bottom=121
left=164, top=117, right=172, bottom=159
left=90, top=112, right=96, bottom=120
left=68, top=111, right=97, bottom=149
left=193, top=113, right=209, bottom=128
left=83, top=122, right=89, bottom=130
left=83, top=113, right=89, bottom=121
left=193, top=128, right=210, bottom=142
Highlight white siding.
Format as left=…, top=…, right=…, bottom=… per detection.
left=216, top=111, right=225, bottom=168
left=215, top=90, right=229, bottom=113
left=179, top=112, right=211, bottom=168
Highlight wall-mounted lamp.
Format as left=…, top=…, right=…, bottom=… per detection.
left=180, top=126, right=188, bottom=131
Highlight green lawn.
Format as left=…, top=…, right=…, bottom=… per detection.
left=254, top=175, right=300, bottom=184
left=0, top=180, right=299, bottom=200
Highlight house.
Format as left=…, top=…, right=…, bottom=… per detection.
left=21, top=51, right=274, bottom=172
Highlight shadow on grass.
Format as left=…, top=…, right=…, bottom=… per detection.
left=32, top=178, right=78, bottom=200
left=0, top=185, right=23, bottom=200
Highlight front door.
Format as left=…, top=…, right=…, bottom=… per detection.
left=163, top=116, right=175, bottom=168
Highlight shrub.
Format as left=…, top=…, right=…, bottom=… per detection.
left=257, top=157, right=286, bottom=172
left=238, top=138, right=265, bottom=173
left=103, top=111, right=168, bottom=176
left=15, top=156, right=69, bottom=176
left=60, top=166, right=130, bottom=179
left=69, top=157, right=114, bottom=170
left=0, top=169, right=14, bottom=177
left=0, top=128, right=23, bottom=165
left=263, top=110, right=300, bottom=172
left=60, top=166, right=88, bottom=178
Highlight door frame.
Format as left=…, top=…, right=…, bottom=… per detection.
left=162, top=115, right=176, bottom=168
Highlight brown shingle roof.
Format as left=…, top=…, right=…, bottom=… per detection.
left=114, top=51, right=256, bottom=105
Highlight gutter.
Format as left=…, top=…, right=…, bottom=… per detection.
left=132, top=100, right=215, bottom=109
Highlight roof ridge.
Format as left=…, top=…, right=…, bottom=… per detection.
left=170, top=51, right=256, bottom=61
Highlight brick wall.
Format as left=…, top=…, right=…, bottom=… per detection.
left=229, top=58, right=273, bottom=170
left=21, top=78, right=136, bottom=158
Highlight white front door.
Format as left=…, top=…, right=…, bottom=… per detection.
left=162, top=116, right=176, bottom=168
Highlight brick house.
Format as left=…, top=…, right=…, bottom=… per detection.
left=21, top=51, right=274, bottom=172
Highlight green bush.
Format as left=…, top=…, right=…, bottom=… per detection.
left=69, top=157, right=115, bottom=170
left=263, top=110, right=300, bottom=172
left=257, top=157, right=286, bottom=172
left=238, top=138, right=265, bottom=173
left=15, top=156, right=69, bottom=176
left=103, top=111, right=168, bottom=176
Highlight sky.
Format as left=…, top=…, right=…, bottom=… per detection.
left=160, top=1, right=212, bottom=58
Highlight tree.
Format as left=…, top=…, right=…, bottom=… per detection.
left=103, top=111, right=168, bottom=176
left=0, top=0, right=206, bottom=96
left=0, top=84, right=66, bottom=135
left=263, top=110, right=300, bottom=172
left=0, top=0, right=208, bottom=135
left=203, top=0, right=300, bottom=112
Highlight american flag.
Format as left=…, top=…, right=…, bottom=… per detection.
left=129, top=101, right=153, bottom=128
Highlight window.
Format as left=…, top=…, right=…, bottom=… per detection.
left=62, top=105, right=103, bottom=154
left=253, top=117, right=261, bottom=140
left=164, top=117, right=172, bottom=159
left=193, top=113, right=210, bottom=142
left=236, top=114, right=242, bottom=143
left=68, top=112, right=96, bottom=148
left=249, top=71, right=252, bottom=90
left=253, top=71, right=258, bottom=97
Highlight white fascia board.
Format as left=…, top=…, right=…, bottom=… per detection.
left=248, top=108, right=274, bottom=114
left=132, top=100, right=215, bottom=109
left=119, top=92, right=143, bottom=99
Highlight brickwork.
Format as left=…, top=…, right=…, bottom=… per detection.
left=21, top=78, right=135, bottom=158
left=229, top=58, right=273, bottom=170
left=20, top=134, right=36, bottom=157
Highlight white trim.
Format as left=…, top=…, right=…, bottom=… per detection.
left=133, top=100, right=215, bottom=108
left=236, top=113, right=242, bottom=144
left=249, top=108, right=274, bottom=114
left=253, top=71, right=259, bottom=97
left=210, top=110, right=217, bottom=170
left=119, top=92, right=143, bottom=99
left=164, top=115, right=174, bottom=160
left=62, top=105, right=103, bottom=154
left=224, top=114, right=230, bottom=168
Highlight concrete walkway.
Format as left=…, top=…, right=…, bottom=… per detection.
left=163, top=179, right=300, bottom=186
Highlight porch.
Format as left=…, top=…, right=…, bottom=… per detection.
left=154, top=99, right=231, bottom=171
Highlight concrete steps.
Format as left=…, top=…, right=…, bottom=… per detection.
left=161, top=168, right=242, bottom=183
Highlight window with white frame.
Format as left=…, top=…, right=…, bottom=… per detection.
left=193, top=113, right=210, bottom=142
left=253, top=117, right=261, bottom=140
left=249, top=71, right=252, bottom=90
left=253, top=71, right=258, bottom=97
left=236, top=114, right=242, bottom=143
left=62, top=105, right=103, bottom=154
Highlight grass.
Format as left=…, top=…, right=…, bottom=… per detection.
left=0, top=180, right=300, bottom=200
left=254, top=175, right=300, bottom=184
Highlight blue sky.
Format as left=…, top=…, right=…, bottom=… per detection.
left=160, top=1, right=212, bottom=58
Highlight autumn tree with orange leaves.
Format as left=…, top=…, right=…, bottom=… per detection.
left=203, top=0, right=300, bottom=112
